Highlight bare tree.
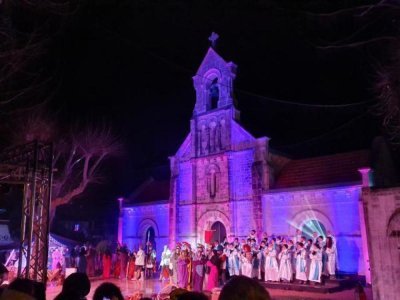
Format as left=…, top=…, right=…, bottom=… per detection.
left=11, top=112, right=121, bottom=222
left=298, top=0, right=400, bottom=143
left=0, top=1, right=79, bottom=114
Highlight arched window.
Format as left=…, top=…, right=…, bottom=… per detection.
left=209, top=78, right=219, bottom=109
left=301, top=219, right=327, bottom=240
left=211, top=221, right=226, bottom=244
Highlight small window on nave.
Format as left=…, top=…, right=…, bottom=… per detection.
left=209, top=78, right=219, bottom=109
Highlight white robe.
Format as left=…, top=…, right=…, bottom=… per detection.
left=295, top=249, right=307, bottom=281
left=264, top=248, right=279, bottom=282
left=326, top=245, right=336, bottom=276
left=228, top=249, right=240, bottom=276
left=241, top=256, right=253, bottom=278
left=278, top=250, right=292, bottom=281
left=309, top=250, right=323, bottom=283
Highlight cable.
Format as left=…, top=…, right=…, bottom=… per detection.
left=277, top=111, right=370, bottom=149
left=96, top=23, right=375, bottom=109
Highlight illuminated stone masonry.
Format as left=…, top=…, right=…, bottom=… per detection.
left=121, top=44, right=372, bottom=277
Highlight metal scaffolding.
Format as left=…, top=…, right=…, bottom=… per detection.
left=0, top=141, right=53, bottom=283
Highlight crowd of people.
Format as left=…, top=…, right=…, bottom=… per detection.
left=107, top=228, right=337, bottom=293
left=153, top=229, right=337, bottom=292
left=0, top=228, right=340, bottom=299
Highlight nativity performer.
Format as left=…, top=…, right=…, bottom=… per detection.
left=325, top=236, right=336, bottom=279
left=191, top=244, right=207, bottom=292
left=227, top=243, right=240, bottom=277
left=169, top=243, right=181, bottom=285
left=102, top=249, right=112, bottom=279
left=206, top=248, right=220, bottom=291
left=159, top=245, right=171, bottom=282
left=264, top=243, right=279, bottom=282
left=240, top=244, right=253, bottom=278
left=295, top=242, right=308, bottom=284
left=177, top=249, right=190, bottom=289
left=309, top=244, right=323, bottom=284
left=278, top=244, right=292, bottom=282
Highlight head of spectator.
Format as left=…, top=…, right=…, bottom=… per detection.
left=93, top=282, right=123, bottom=300
left=0, top=278, right=45, bottom=300
left=55, top=272, right=90, bottom=300
left=169, top=288, right=188, bottom=300
left=176, top=291, right=208, bottom=300
left=219, top=275, right=271, bottom=300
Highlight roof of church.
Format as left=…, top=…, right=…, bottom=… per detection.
left=273, top=149, right=370, bottom=189
left=126, top=177, right=170, bottom=205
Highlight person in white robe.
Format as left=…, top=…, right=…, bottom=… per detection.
left=227, top=243, right=240, bottom=276
left=288, top=240, right=296, bottom=278
left=264, top=243, right=279, bottom=282
left=293, top=229, right=302, bottom=244
left=295, top=243, right=307, bottom=283
left=240, top=251, right=253, bottom=278
left=325, top=236, right=336, bottom=278
left=278, top=244, right=292, bottom=282
left=308, top=244, right=323, bottom=283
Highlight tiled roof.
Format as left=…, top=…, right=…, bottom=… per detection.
left=273, top=150, right=370, bottom=189
left=126, top=178, right=170, bottom=204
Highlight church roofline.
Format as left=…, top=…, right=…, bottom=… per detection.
left=265, top=182, right=362, bottom=194
left=194, top=47, right=236, bottom=77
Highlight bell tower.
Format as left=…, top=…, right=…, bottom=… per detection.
left=191, top=33, right=240, bottom=157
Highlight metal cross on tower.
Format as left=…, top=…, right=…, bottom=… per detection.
left=208, top=32, right=219, bottom=48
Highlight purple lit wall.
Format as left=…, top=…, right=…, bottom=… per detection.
left=122, top=202, right=169, bottom=260
left=263, top=185, right=365, bottom=274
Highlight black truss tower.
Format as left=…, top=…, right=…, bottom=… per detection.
left=0, top=141, right=53, bottom=283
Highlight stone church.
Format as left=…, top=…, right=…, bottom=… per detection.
left=120, top=44, right=375, bottom=278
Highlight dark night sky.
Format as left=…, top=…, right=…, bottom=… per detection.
left=33, top=0, right=393, bottom=218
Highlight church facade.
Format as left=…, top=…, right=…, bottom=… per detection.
left=120, top=46, right=372, bottom=277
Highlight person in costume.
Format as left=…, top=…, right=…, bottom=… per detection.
left=278, top=244, right=292, bottom=282
left=102, top=249, right=112, bottom=279
left=325, top=236, right=336, bottom=278
left=293, top=229, right=302, bottom=244
left=264, top=243, right=279, bottom=282
left=206, top=248, right=220, bottom=291
left=159, top=245, right=171, bottom=281
left=127, top=249, right=136, bottom=280
left=308, top=243, right=323, bottom=284
left=77, top=246, right=87, bottom=274
left=170, top=243, right=181, bottom=285
left=257, top=240, right=266, bottom=280
left=240, top=244, right=253, bottom=278
left=227, top=243, right=240, bottom=277
left=295, top=242, right=307, bottom=283
left=247, top=230, right=258, bottom=245
left=177, top=249, right=190, bottom=289
left=119, top=244, right=129, bottom=279
left=191, top=244, right=207, bottom=292
left=134, top=245, right=145, bottom=281
left=145, top=244, right=156, bottom=278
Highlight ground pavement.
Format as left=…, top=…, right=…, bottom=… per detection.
left=45, top=277, right=373, bottom=300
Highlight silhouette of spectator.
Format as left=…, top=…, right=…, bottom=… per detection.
left=169, top=288, right=188, bottom=300
left=219, top=275, right=271, bottom=300
left=93, top=282, right=124, bottom=300
left=1, top=278, right=46, bottom=300
left=54, top=272, right=90, bottom=300
left=177, top=291, right=208, bottom=300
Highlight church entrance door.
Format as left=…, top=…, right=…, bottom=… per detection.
left=211, top=221, right=226, bottom=244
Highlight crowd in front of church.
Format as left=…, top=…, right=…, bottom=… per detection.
left=152, top=228, right=337, bottom=293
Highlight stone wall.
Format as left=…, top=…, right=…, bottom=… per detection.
left=263, top=185, right=365, bottom=274
left=122, top=202, right=169, bottom=260
left=362, top=187, right=400, bottom=299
